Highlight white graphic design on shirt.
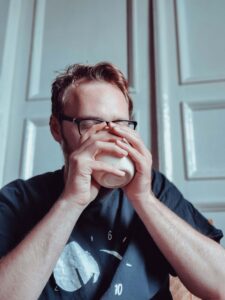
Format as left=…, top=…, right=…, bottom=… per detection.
left=122, top=237, right=127, bottom=243
left=99, top=249, right=132, bottom=269
left=100, top=249, right=123, bottom=260
left=53, top=241, right=100, bottom=292
left=126, top=263, right=132, bottom=267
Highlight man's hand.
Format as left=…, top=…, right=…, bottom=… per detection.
left=108, top=124, right=152, bottom=203
left=107, top=124, right=225, bottom=299
left=61, top=123, right=128, bottom=208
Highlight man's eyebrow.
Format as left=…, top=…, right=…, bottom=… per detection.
left=76, top=115, right=103, bottom=119
left=75, top=115, right=129, bottom=120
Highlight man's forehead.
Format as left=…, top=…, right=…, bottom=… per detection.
left=62, top=80, right=99, bottom=103
left=62, top=80, right=126, bottom=103
left=62, top=83, right=80, bottom=102
left=61, top=80, right=129, bottom=119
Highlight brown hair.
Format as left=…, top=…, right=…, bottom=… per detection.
left=51, top=62, right=133, bottom=119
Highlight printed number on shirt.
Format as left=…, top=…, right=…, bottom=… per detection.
left=114, top=283, right=123, bottom=296
left=108, top=230, right=112, bottom=240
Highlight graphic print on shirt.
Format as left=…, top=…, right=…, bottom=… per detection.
left=53, top=241, right=100, bottom=292
left=53, top=233, right=132, bottom=294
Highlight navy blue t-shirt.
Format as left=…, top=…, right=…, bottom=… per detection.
left=0, top=169, right=223, bottom=299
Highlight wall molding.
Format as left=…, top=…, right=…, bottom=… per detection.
left=20, top=117, right=49, bottom=179
left=127, top=0, right=138, bottom=94
left=0, top=0, right=24, bottom=186
left=27, top=0, right=47, bottom=101
left=0, top=1, right=10, bottom=78
left=153, top=0, right=174, bottom=180
left=196, top=202, right=225, bottom=213
left=174, top=0, right=225, bottom=85
left=27, top=0, right=139, bottom=100
left=182, top=100, right=225, bottom=180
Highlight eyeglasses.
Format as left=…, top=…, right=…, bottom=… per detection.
left=58, top=114, right=138, bottom=136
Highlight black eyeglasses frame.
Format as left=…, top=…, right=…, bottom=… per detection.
left=58, top=113, right=138, bottom=136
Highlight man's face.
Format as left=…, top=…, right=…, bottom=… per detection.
left=58, top=80, right=130, bottom=157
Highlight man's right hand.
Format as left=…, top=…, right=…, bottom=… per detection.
left=61, top=123, right=128, bottom=208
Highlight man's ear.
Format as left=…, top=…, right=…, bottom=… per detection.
left=50, top=115, right=62, bottom=143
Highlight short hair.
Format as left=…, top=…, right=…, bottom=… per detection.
left=51, top=62, right=133, bottom=119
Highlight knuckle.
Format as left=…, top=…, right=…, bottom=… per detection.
left=69, top=154, right=89, bottom=171
left=80, top=133, right=92, bottom=144
left=68, top=153, right=79, bottom=165
left=80, top=135, right=87, bottom=144
left=93, top=140, right=102, bottom=148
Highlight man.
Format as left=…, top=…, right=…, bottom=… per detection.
left=0, top=62, right=224, bottom=300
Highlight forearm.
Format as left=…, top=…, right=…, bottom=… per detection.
left=131, top=193, right=225, bottom=299
left=0, top=196, right=84, bottom=300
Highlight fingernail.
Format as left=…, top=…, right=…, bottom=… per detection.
left=121, top=150, right=128, bottom=156
left=118, top=170, right=125, bottom=176
left=122, top=137, right=128, bottom=144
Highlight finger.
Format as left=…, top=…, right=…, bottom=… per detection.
left=78, top=131, right=124, bottom=154
left=91, top=140, right=128, bottom=158
left=80, top=128, right=121, bottom=146
left=80, top=122, right=107, bottom=143
left=115, top=139, right=151, bottom=172
left=110, top=125, right=147, bottom=155
left=91, top=160, right=126, bottom=177
left=76, top=139, right=129, bottom=159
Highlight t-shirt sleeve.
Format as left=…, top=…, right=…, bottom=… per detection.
left=151, top=170, right=223, bottom=276
left=0, top=179, right=45, bottom=258
left=152, top=170, right=223, bottom=242
left=0, top=183, right=22, bottom=257
left=0, top=170, right=64, bottom=258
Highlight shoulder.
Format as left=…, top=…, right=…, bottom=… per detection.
left=0, top=169, right=64, bottom=206
left=151, top=169, right=194, bottom=212
left=151, top=169, right=179, bottom=200
left=151, top=169, right=223, bottom=242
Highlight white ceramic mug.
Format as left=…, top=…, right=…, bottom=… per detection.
left=92, top=153, right=135, bottom=188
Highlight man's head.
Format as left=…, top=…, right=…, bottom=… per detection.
left=50, top=62, right=135, bottom=160
left=51, top=62, right=133, bottom=120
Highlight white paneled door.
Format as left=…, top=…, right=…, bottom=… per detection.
left=154, top=0, right=225, bottom=245
left=1, top=0, right=224, bottom=245
left=0, top=0, right=150, bottom=186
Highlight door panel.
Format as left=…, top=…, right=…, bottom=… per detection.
left=176, top=0, right=225, bottom=83
left=154, top=0, right=225, bottom=246
left=0, top=0, right=23, bottom=186
left=1, top=0, right=150, bottom=186
left=0, top=0, right=9, bottom=75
